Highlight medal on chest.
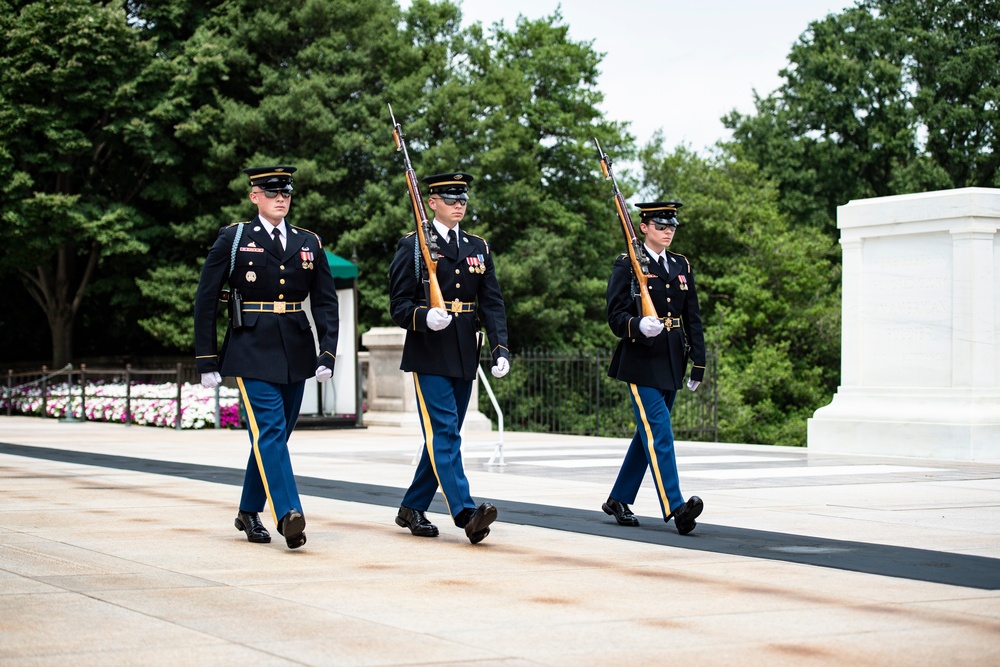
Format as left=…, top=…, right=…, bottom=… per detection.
left=300, top=249, right=314, bottom=270
left=677, top=274, right=688, bottom=291
left=467, top=254, right=485, bottom=274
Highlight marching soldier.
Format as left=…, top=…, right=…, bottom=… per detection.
left=603, top=201, right=706, bottom=535
left=194, top=166, right=340, bottom=549
left=388, top=172, right=510, bottom=544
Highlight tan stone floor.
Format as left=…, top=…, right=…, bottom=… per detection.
left=1, top=416, right=999, bottom=666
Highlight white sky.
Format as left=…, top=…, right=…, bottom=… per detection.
left=408, top=0, right=858, bottom=151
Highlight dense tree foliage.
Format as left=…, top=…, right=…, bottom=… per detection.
left=0, top=0, right=170, bottom=366
left=3, top=0, right=993, bottom=446
left=724, top=0, right=1000, bottom=235
left=130, top=0, right=628, bottom=353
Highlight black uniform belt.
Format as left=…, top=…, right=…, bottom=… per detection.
left=419, top=300, right=476, bottom=314
left=444, top=300, right=476, bottom=314
left=242, top=301, right=303, bottom=314
left=660, top=317, right=682, bottom=329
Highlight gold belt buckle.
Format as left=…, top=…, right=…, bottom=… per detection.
left=274, top=302, right=286, bottom=314
left=452, top=298, right=461, bottom=313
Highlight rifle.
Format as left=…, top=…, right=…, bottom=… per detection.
left=388, top=103, right=445, bottom=310
left=594, top=138, right=658, bottom=318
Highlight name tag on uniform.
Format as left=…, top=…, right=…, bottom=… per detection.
left=240, top=247, right=265, bottom=253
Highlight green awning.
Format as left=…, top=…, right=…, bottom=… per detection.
left=325, top=250, right=358, bottom=280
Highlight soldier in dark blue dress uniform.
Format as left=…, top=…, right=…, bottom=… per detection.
left=602, top=202, right=706, bottom=535
left=194, top=166, right=340, bottom=549
left=388, top=172, right=511, bottom=544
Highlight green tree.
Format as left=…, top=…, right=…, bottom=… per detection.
left=0, top=0, right=198, bottom=366
left=428, top=9, right=631, bottom=350
left=724, top=0, right=1000, bottom=236
left=135, top=0, right=435, bottom=346
left=138, top=1, right=633, bottom=354
left=640, top=139, right=841, bottom=446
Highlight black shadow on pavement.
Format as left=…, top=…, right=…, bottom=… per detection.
left=3, top=441, right=998, bottom=591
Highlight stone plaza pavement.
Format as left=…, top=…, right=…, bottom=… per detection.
left=1, top=415, right=998, bottom=666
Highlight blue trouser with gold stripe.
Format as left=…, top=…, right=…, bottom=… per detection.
left=236, top=377, right=305, bottom=527
left=402, top=373, right=476, bottom=521
left=610, top=384, right=684, bottom=518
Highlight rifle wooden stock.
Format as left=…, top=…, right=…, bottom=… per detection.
left=389, top=103, right=444, bottom=310
left=595, top=139, right=659, bottom=318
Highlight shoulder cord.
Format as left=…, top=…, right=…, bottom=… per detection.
left=229, top=223, right=244, bottom=278
left=413, top=237, right=421, bottom=282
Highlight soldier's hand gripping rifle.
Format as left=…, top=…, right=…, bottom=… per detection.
left=595, top=138, right=659, bottom=318
left=389, top=103, right=445, bottom=309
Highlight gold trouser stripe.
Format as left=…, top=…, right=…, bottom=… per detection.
left=629, top=383, right=671, bottom=513
left=413, top=373, right=450, bottom=516
left=236, top=377, right=278, bottom=526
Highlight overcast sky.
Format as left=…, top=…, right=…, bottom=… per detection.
left=404, top=0, right=858, bottom=151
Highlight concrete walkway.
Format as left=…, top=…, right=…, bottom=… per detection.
left=1, top=416, right=998, bottom=666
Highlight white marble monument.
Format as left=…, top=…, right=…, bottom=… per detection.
left=360, top=327, right=492, bottom=430
left=808, top=188, right=1000, bottom=461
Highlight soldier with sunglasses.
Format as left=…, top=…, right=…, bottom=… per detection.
left=602, top=201, right=707, bottom=535
left=388, top=172, right=511, bottom=544
left=194, top=165, right=340, bottom=550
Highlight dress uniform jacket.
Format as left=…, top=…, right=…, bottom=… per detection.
left=607, top=248, right=705, bottom=390
left=388, top=229, right=509, bottom=381
left=194, top=216, right=340, bottom=384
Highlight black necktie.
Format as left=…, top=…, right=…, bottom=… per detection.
left=658, top=255, right=667, bottom=273
left=271, top=227, right=282, bottom=255
left=448, top=229, right=457, bottom=247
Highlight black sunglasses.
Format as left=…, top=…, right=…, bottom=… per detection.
left=257, top=189, right=292, bottom=199
left=435, top=196, right=468, bottom=207
left=651, top=222, right=676, bottom=231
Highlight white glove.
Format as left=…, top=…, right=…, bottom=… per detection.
left=639, top=316, right=664, bottom=338
left=491, top=357, right=510, bottom=378
left=201, top=372, right=221, bottom=389
left=316, top=365, right=333, bottom=382
left=425, top=307, right=453, bottom=331
left=687, top=379, right=700, bottom=392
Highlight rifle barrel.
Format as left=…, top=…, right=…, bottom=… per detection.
left=594, top=138, right=659, bottom=319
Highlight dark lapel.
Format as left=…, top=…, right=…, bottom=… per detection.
left=456, top=230, right=475, bottom=262
left=245, top=217, right=282, bottom=260
left=646, top=248, right=669, bottom=281
left=285, top=225, right=308, bottom=263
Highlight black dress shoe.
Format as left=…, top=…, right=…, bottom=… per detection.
left=278, top=509, right=307, bottom=549
left=395, top=506, right=439, bottom=537
left=234, top=511, right=271, bottom=543
left=461, top=502, right=497, bottom=545
left=602, top=497, right=639, bottom=526
left=667, top=496, right=704, bottom=536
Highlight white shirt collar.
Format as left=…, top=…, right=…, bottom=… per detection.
left=264, top=218, right=287, bottom=239
left=433, top=219, right=459, bottom=244
left=644, top=244, right=667, bottom=265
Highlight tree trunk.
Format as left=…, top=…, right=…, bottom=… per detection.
left=21, top=241, right=101, bottom=369
left=48, top=308, right=74, bottom=369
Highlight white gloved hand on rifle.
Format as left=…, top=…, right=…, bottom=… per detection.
left=426, top=307, right=453, bottom=331
left=638, top=316, right=664, bottom=338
